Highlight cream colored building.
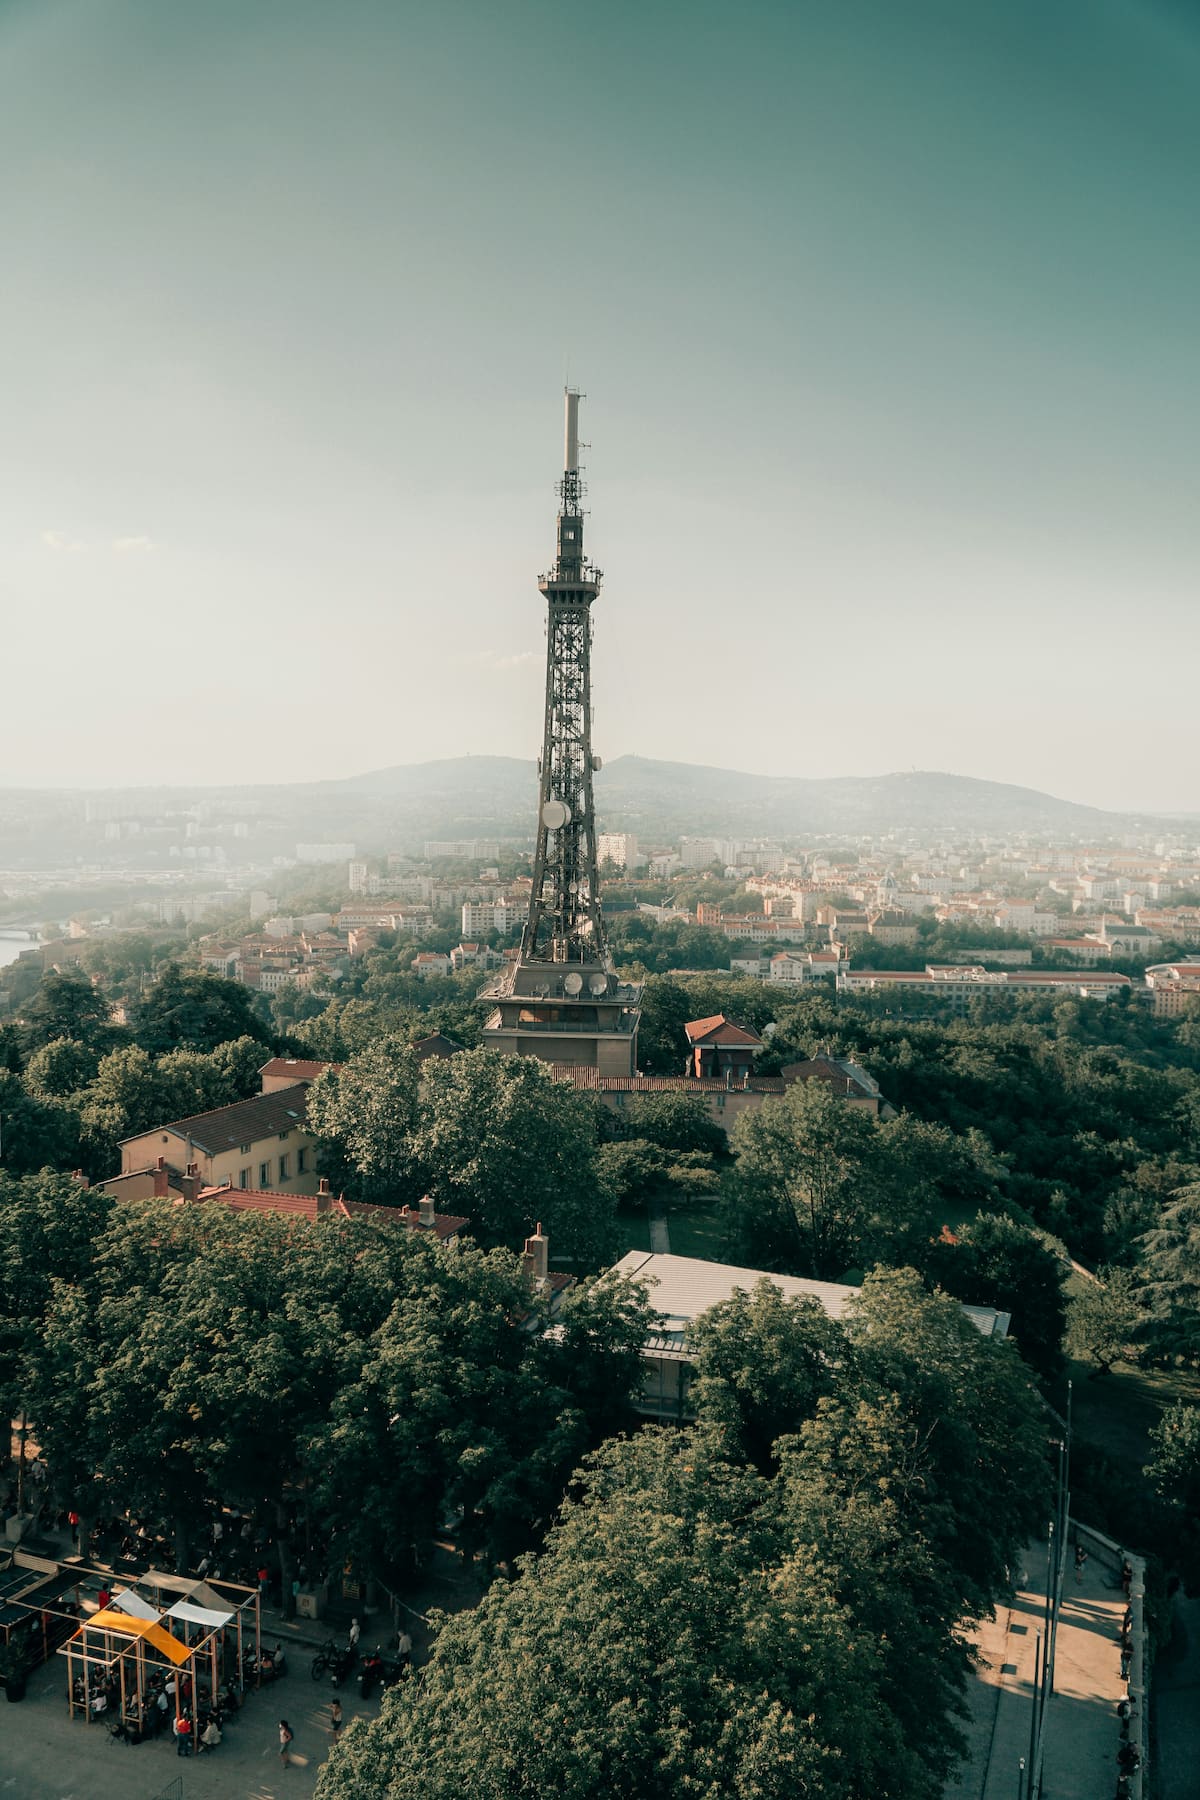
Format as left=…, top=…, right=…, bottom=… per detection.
left=115, top=1083, right=320, bottom=1197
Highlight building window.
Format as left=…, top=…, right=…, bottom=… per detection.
left=278, top=1153, right=290, bottom=1181
left=279, top=1129, right=290, bottom=1140
left=240, top=1143, right=252, bottom=1154
left=259, top=1161, right=271, bottom=1188
left=297, top=1148, right=308, bottom=1174
left=239, top=1168, right=250, bottom=1190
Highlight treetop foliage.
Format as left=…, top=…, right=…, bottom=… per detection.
left=315, top=1270, right=1051, bottom=1800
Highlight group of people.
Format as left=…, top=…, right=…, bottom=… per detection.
left=172, top=1709, right=223, bottom=1755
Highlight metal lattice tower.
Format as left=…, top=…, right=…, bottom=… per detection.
left=479, top=392, right=641, bottom=1075
left=522, top=390, right=607, bottom=965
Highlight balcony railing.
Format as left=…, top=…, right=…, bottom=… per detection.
left=486, top=1013, right=637, bottom=1035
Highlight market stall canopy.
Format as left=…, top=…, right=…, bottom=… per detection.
left=165, top=1600, right=233, bottom=1629
left=78, top=1608, right=191, bottom=1665
left=140, top=1570, right=238, bottom=1611
left=111, top=1588, right=159, bottom=1622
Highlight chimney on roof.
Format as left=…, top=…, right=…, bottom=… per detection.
left=153, top=1156, right=169, bottom=1199
left=316, top=1176, right=332, bottom=1214
left=523, top=1221, right=549, bottom=1285
left=418, top=1194, right=436, bottom=1228
left=180, top=1161, right=201, bottom=1204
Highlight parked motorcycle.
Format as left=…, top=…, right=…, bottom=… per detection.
left=359, top=1649, right=406, bottom=1701
left=311, top=1639, right=357, bottom=1687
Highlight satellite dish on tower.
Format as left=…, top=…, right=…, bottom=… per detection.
left=588, top=973, right=608, bottom=997
left=564, top=971, right=583, bottom=995
left=541, top=798, right=571, bottom=830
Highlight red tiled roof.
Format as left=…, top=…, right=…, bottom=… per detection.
left=204, top=1188, right=326, bottom=1218
left=683, top=1013, right=763, bottom=1048
left=196, top=1184, right=468, bottom=1238
left=782, top=1058, right=876, bottom=1099
left=259, top=1057, right=338, bottom=1083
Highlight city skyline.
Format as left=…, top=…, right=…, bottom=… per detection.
left=2, top=0, right=1198, bottom=809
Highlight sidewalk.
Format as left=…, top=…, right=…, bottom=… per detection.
left=946, top=1545, right=1128, bottom=1800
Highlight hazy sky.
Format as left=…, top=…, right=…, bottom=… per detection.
left=2, top=0, right=1198, bottom=809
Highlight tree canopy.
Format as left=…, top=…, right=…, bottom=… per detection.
left=315, top=1269, right=1051, bottom=1800
left=130, top=962, right=271, bottom=1054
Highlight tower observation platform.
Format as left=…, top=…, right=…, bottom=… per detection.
left=480, top=392, right=642, bottom=1074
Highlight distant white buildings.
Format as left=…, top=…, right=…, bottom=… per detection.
left=425, top=840, right=502, bottom=860
left=597, top=832, right=644, bottom=870
left=461, top=898, right=526, bottom=937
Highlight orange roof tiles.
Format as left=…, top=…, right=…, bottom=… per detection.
left=258, top=1057, right=337, bottom=1083
left=683, top=1014, right=763, bottom=1048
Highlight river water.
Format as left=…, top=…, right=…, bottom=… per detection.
left=0, top=931, right=36, bottom=969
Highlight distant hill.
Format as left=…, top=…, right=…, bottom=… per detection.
left=325, top=755, right=1137, bottom=841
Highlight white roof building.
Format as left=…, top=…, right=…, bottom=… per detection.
left=610, top=1250, right=1009, bottom=1421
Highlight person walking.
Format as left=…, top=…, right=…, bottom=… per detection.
left=279, top=1718, right=295, bottom=1768
left=1074, top=1543, right=1088, bottom=1585
left=348, top=1616, right=360, bottom=1653
left=329, top=1696, right=343, bottom=1742
left=174, top=1711, right=193, bottom=1756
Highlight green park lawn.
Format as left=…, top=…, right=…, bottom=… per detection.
left=616, top=1195, right=731, bottom=1263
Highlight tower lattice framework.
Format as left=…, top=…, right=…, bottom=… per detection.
left=479, top=392, right=640, bottom=1074
left=522, top=390, right=607, bottom=965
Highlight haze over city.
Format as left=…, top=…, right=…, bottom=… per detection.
left=2, top=0, right=1198, bottom=808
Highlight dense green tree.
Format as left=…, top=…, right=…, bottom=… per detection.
left=1146, top=1402, right=1200, bottom=1513
left=596, top=1136, right=673, bottom=1204
left=23, top=1036, right=103, bottom=1100
left=29, top=1198, right=651, bottom=1587
left=32, top=1201, right=345, bottom=1572
left=688, top=1279, right=844, bottom=1472
left=315, top=1431, right=906, bottom=1800
left=1144, top=1402, right=1200, bottom=1593
left=1138, top=1184, right=1200, bottom=1362
left=730, top=1080, right=886, bottom=1279
left=924, top=1212, right=1067, bottom=1381
left=306, top=1035, right=424, bottom=1202
left=131, top=962, right=270, bottom=1054
left=838, top=1268, right=1051, bottom=1620
left=78, top=932, right=165, bottom=997
left=20, top=969, right=121, bottom=1054
left=778, top=1396, right=975, bottom=1784
left=1065, top=1267, right=1143, bottom=1374
left=0, top=1169, right=112, bottom=1426
left=413, top=1051, right=615, bottom=1265
left=622, top=1090, right=726, bottom=1156
left=0, top=1024, right=24, bottom=1074
left=74, top=1044, right=168, bottom=1173
left=0, top=1070, right=81, bottom=1174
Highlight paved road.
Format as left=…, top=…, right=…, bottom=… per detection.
left=0, top=1637, right=382, bottom=1800
left=944, top=1545, right=1127, bottom=1800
